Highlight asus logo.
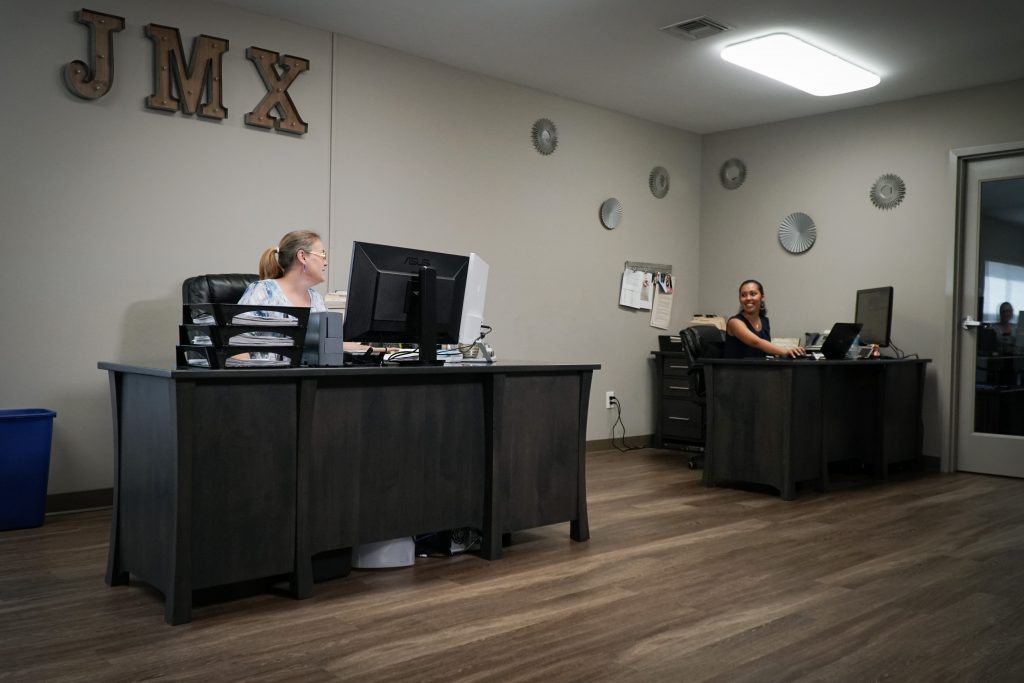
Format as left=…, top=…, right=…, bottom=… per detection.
left=404, top=256, right=431, bottom=267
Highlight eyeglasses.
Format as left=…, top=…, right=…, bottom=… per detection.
left=304, top=249, right=327, bottom=260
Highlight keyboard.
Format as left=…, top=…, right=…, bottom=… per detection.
left=344, top=350, right=384, bottom=366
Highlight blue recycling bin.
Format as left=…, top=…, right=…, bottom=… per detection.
left=0, top=409, right=57, bottom=531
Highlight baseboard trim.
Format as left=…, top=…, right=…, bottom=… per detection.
left=46, top=488, right=113, bottom=515
left=586, top=435, right=654, bottom=452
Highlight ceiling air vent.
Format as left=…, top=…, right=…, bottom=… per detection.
left=660, top=16, right=732, bottom=41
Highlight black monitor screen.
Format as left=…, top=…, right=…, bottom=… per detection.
left=855, top=286, right=894, bottom=347
left=344, top=242, right=469, bottom=348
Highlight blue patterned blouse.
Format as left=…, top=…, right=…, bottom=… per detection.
left=238, top=279, right=327, bottom=314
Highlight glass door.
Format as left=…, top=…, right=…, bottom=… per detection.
left=957, top=153, right=1024, bottom=475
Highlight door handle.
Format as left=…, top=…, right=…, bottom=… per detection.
left=961, top=315, right=982, bottom=331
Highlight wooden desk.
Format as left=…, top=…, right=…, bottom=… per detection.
left=701, top=358, right=929, bottom=500
left=99, top=361, right=597, bottom=624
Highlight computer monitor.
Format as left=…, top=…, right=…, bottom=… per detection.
left=458, top=253, right=489, bottom=345
left=344, top=242, right=469, bottom=365
left=855, top=286, right=894, bottom=347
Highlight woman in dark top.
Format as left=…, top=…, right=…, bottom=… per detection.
left=723, top=279, right=805, bottom=358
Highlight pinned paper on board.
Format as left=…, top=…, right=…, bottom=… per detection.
left=619, top=261, right=673, bottom=327
left=650, top=272, right=674, bottom=329
left=619, top=269, right=653, bottom=310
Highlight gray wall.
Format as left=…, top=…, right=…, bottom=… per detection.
left=699, top=79, right=1024, bottom=467
left=1, top=1, right=700, bottom=495
left=328, top=35, right=701, bottom=446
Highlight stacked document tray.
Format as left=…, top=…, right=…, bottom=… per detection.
left=176, top=303, right=310, bottom=369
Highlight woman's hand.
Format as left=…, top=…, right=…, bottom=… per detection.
left=782, top=346, right=806, bottom=358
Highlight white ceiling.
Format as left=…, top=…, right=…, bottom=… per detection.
left=216, top=0, right=1024, bottom=134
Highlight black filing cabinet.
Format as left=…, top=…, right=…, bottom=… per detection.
left=652, top=351, right=705, bottom=452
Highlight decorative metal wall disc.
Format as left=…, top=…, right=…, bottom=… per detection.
left=649, top=166, right=670, bottom=198
left=600, top=198, right=623, bottom=230
left=778, top=212, right=816, bottom=254
left=870, top=173, right=906, bottom=209
left=719, top=158, right=746, bottom=189
left=531, top=118, right=558, bottom=155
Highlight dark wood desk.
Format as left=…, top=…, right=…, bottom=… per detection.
left=702, top=358, right=929, bottom=500
left=99, top=360, right=597, bottom=624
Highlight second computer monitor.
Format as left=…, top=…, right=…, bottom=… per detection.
left=855, top=286, right=894, bottom=347
left=458, top=252, right=489, bottom=345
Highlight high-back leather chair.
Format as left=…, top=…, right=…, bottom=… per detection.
left=182, top=273, right=259, bottom=304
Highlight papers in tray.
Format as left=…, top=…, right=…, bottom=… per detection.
left=224, top=356, right=292, bottom=368
left=231, top=311, right=298, bottom=326
left=227, top=332, right=294, bottom=346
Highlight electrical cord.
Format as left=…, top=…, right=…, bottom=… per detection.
left=608, top=396, right=645, bottom=453
left=888, top=338, right=918, bottom=360
left=456, top=324, right=493, bottom=356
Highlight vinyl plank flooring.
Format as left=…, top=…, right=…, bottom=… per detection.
left=3, top=450, right=1024, bottom=681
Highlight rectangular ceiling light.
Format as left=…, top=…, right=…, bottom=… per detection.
left=720, top=33, right=880, bottom=96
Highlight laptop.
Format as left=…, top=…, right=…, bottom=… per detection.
left=818, top=322, right=863, bottom=360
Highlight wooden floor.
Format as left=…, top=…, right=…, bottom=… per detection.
left=3, top=449, right=1024, bottom=682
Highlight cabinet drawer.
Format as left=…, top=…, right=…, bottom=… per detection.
left=662, top=399, right=703, bottom=440
left=662, top=377, right=694, bottom=398
left=661, top=357, right=691, bottom=378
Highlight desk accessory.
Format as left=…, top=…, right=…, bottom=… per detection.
left=177, top=303, right=309, bottom=368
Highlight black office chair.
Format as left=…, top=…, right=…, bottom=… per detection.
left=679, top=324, right=725, bottom=469
left=182, top=273, right=259, bottom=304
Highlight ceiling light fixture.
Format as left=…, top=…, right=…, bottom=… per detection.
left=720, top=33, right=880, bottom=96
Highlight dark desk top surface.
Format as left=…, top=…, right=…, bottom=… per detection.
left=99, top=359, right=601, bottom=379
left=702, top=357, right=931, bottom=366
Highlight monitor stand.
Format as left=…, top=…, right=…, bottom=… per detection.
left=412, top=266, right=443, bottom=366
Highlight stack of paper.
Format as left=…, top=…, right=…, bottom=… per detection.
left=228, top=332, right=294, bottom=346
left=231, top=311, right=298, bottom=326
left=224, top=356, right=292, bottom=368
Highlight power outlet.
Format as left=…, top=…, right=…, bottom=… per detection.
left=605, top=391, right=616, bottom=409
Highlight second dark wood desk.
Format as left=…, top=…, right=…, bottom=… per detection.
left=702, top=357, right=929, bottom=500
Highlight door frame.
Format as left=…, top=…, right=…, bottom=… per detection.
left=949, top=141, right=1024, bottom=472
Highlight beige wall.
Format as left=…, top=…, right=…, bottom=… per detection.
left=699, top=79, right=1024, bottom=467
left=1, top=2, right=701, bottom=495
left=1, top=0, right=333, bottom=493
left=328, top=35, right=702, bottom=447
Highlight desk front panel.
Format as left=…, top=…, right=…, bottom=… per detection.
left=189, top=380, right=297, bottom=588
left=115, top=375, right=298, bottom=592
left=496, top=373, right=583, bottom=532
left=708, top=365, right=822, bottom=493
left=310, top=375, right=486, bottom=550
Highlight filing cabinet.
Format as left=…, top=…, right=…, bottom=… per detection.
left=651, top=351, right=705, bottom=452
